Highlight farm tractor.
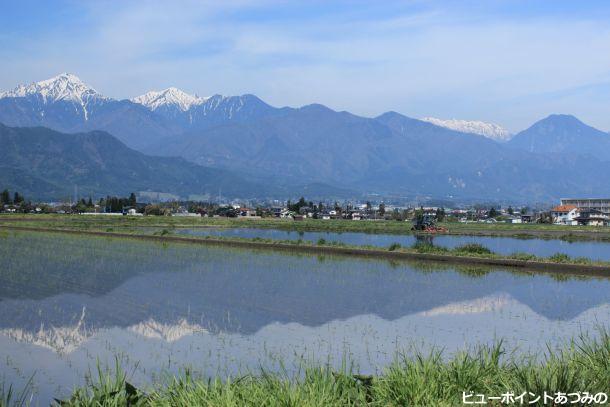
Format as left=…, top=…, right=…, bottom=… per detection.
left=411, top=213, right=448, bottom=233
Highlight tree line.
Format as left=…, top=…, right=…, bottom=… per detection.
left=1, top=189, right=25, bottom=206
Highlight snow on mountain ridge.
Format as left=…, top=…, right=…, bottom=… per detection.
left=0, top=74, right=515, bottom=136
left=132, top=87, right=208, bottom=112
left=421, top=117, right=512, bottom=142
left=0, top=73, right=107, bottom=120
left=0, top=73, right=105, bottom=103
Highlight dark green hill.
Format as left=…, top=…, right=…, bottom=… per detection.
left=0, top=123, right=268, bottom=200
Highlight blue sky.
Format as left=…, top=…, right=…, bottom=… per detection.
left=1, top=0, right=610, bottom=132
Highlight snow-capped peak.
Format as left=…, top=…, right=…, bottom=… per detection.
left=132, top=87, right=207, bottom=112
left=0, top=73, right=104, bottom=104
left=421, top=117, right=512, bottom=142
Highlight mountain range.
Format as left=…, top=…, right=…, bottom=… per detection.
left=1, top=73, right=610, bottom=202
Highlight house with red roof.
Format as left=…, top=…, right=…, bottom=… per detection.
left=550, top=204, right=579, bottom=225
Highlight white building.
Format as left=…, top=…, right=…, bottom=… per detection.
left=550, top=205, right=579, bottom=225
left=560, top=198, right=610, bottom=212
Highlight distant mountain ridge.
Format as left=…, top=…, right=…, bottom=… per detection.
left=151, top=107, right=610, bottom=201
left=0, top=73, right=107, bottom=108
left=132, top=87, right=207, bottom=112
left=3, top=74, right=610, bottom=201
left=507, top=114, right=610, bottom=161
left=421, top=117, right=512, bottom=142
left=0, top=74, right=286, bottom=149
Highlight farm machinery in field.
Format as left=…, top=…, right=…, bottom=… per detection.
left=411, top=213, right=448, bottom=233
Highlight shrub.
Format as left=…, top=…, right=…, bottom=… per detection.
left=154, top=229, right=171, bottom=236
left=573, top=256, right=591, bottom=265
left=509, top=252, right=537, bottom=261
left=411, top=242, right=447, bottom=254
left=548, top=253, right=571, bottom=263
left=454, top=243, right=493, bottom=255
left=388, top=243, right=401, bottom=251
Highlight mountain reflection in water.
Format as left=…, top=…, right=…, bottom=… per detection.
left=0, top=232, right=609, bottom=403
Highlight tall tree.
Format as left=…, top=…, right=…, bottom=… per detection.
left=1, top=189, right=10, bottom=205
left=435, top=207, right=445, bottom=222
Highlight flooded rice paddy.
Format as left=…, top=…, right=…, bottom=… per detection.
left=177, top=227, right=610, bottom=261
left=0, top=231, right=609, bottom=403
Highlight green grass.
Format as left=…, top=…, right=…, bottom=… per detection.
left=453, top=243, right=494, bottom=255
left=388, top=242, right=402, bottom=251
left=411, top=241, right=448, bottom=254
left=15, top=332, right=609, bottom=406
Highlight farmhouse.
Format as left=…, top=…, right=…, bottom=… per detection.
left=571, top=209, right=610, bottom=226
left=550, top=205, right=578, bottom=225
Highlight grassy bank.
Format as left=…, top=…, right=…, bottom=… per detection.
left=2, top=214, right=610, bottom=241
left=5, top=333, right=608, bottom=406
left=186, top=235, right=610, bottom=269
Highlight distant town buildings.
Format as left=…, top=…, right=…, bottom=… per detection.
left=1, top=188, right=610, bottom=228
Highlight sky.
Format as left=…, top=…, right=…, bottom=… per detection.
left=1, top=0, right=610, bottom=132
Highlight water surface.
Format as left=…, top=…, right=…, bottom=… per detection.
left=0, top=231, right=609, bottom=403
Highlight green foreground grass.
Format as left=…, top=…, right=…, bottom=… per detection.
left=4, top=334, right=609, bottom=406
